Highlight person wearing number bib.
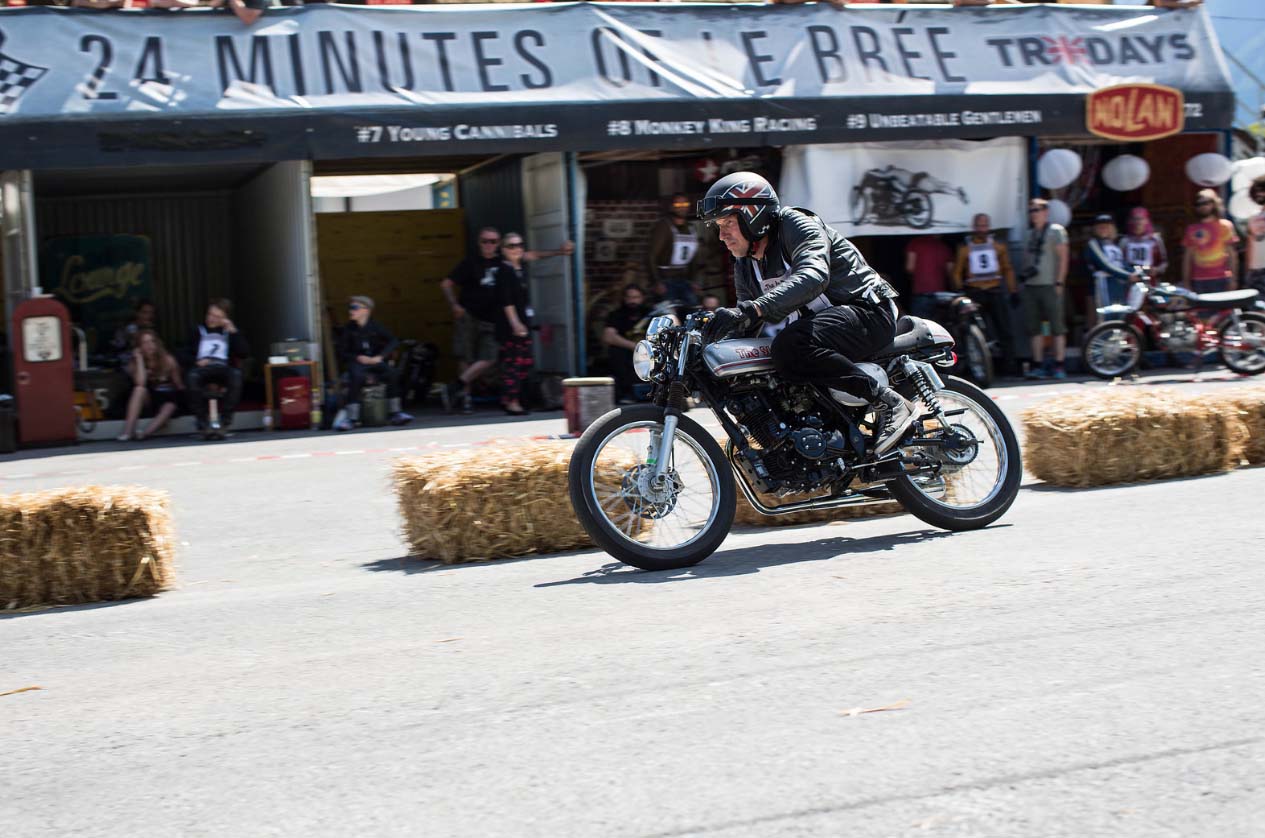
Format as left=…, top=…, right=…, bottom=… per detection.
left=646, top=193, right=703, bottom=307
left=1120, top=207, right=1169, bottom=282
left=697, top=172, right=917, bottom=456
left=952, top=214, right=1019, bottom=376
left=184, top=298, right=249, bottom=433
left=1085, top=214, right=1141, bottom=310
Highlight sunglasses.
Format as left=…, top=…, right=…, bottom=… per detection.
left=1028, top=208, right=1046, bottom=214
left=479, top=237, right=500, bottom=245
left=503, top=242, right=524, bottom=249
left=348, top=304, right=364, bottom=310
left=1195, top=200, right=1215, bottom=206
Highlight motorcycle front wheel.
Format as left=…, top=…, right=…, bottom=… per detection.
left=1220, top=312, right=1265, bottom=375
left=903, top=189, right=934, bottom=229
left=888, top=376, right=1021, bottom=531
left=568, top=405, right=736, bottom=571
left=1083, top=321, right=1143, bottom=379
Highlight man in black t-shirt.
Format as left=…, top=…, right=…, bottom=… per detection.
left=441, top=227, right=503, bottom=414
left=601, top=284, right=652, bottom=403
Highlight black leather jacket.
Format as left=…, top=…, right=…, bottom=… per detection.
left=733, top=207, right=890, bottom=327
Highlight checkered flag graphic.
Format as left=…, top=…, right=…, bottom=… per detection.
left=0, top=45, right=49, bottom=114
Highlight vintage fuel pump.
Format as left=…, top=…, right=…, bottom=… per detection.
left=12, top=296, right=76, bottom=446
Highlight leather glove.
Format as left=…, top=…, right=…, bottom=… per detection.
left=857, top=277, right=898, bottom=305
left=705, top=300, right=761, bottom=342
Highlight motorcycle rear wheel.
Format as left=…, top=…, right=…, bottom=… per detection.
left=850, top=186, right=870, bottom=225
left=888, top=377, right=1021, bottom=531
left=960, top=324, right=994, bottom=388
left=568, top=405, right=736, bottom=571
left=1219, top=312, right=1265, bottom=375
left=1083, top=321, right=1143, bottom=379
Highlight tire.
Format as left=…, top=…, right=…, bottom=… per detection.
left=1219, top=312, right=1265, bottom=375
left=568, top=405, right=736, bottom=571
left=888, top=376, right=1022, bottom=531
left=903, top=189, right=934, bottom=229
left=962, top=324, right=994, bottom=389
left=1082, top=321, right=1143, bottom=379
left=850, top=186, right=870, bottom=225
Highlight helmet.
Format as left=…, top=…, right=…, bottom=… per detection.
left=696, top=172, right=780, bottom=242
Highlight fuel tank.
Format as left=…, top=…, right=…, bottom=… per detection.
left=702, top=338, right=776, bottom=378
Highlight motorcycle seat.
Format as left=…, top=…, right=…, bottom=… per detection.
left=872, top=315, right=948, bottom=358
left=1190, top=289, right=1259, bottom=309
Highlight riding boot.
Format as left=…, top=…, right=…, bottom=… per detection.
left=873, top=387, right=916, bottom=456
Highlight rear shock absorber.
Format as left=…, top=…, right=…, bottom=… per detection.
left=904, top=359, right=944, bottom=418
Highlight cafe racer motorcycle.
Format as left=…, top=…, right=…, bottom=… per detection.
left=568, top=309, right=1022, bottom=570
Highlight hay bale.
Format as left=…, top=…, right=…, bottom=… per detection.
left=1021, top=389, right=1248, bottom=488
left=1208, top=388, right=1265, bottom=465
left=394, top=441, right=650, bottom=563
left=0, top=487, right=176, bottom=610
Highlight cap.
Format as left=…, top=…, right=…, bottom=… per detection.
left=349, top=295, right=375, bottom=310
left=1093, top=213, right=1114, bottom=224
left=1028, top=198, right=1049, bottom=211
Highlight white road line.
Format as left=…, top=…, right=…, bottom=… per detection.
left=280, top=453, right=311, bottom=459
left=3, top=473, right=36, bottom=479
left=172, top=461, right=202, bottom=467
left=117, top=465, right=146, bottom=471
left=229, top=457, right=256, bottom=463
left=335, top=450, right=365, bottom=456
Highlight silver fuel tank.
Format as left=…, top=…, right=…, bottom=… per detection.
left=702, top=338, right=890, bottom=391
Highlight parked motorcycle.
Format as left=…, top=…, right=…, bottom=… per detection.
left=568, top=310, right=1022, bottom=570
left=928, top=291, right=994, bottom=388
left=1081, top=272, right=1265, bottom=378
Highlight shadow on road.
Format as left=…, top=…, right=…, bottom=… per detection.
left=533, top=527, right=971, bottom=587
left=360, top=549, right=590, bottom=575
left=0, top=596, right=154, bottom=621
left=1024, top=469, right=1246, bottom=494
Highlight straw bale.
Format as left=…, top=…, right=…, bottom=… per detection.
left=1207, top=388, right=1265, bottom=465
left=0, top=486, right=176, bottom=610
left=394, top=441, right=649, bottom=563
left=1021, top=389, right=1248, bottom=488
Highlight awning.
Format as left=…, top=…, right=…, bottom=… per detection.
left=0, top=2, right=1236, bottom=169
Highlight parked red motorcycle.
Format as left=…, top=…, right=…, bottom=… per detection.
left=1081, top=271, right=1265, bottom=378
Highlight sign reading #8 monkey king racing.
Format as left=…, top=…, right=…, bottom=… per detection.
left=1086, top=83, right=1185, bottom=143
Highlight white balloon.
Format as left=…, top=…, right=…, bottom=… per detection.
left=1037, top=149, right=1082, bottom=191
left=1102, top=154, right=1150, bottom=192
left=1046, top=198, right=1072, bottom=228
left=1229, top=188, right=1263, bottom=221
left=1185, top=153, right=1235, bottom=187
left=1231, top=156, right=1265, bottom=192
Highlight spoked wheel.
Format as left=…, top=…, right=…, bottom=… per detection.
left=1083, top=321, right=1143, bottom=379
left=1219, top=313, right=1265, bottom=375
left=962, top=324, right=994, bottom=388
left=568, top=405, right=736, bottom=570
left=888, top=376, right=1021, bottom=531
left=902, top=189, right=934, bottom=229
left=850, top=186, right=870, bottom=225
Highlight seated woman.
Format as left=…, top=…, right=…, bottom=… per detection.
left=118, top=329, right=183, bottom=441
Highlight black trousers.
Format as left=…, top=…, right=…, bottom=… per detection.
left=770, top=301, right=896, bottom=402
left=967, top=287, right=1016, bottom=374
left=347, top=361, right=399, bottom=404
left=187, top=364, right=242, bottom=421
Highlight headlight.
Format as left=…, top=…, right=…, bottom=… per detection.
left=632, top=340, right=655, bottom=381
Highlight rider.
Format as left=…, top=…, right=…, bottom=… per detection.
left=697, top=172, right=916, bottom=455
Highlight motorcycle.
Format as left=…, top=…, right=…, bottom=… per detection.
left=567, top=309, right=1023, bottom=570
left=928, top=291, right=995, bottom=388
left=850, top=171, right=934, bottom=229
left=1081, top=271, right=1265, bottom=378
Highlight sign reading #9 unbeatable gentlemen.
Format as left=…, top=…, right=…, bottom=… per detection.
left=0, top=3, right=1233, bottom=166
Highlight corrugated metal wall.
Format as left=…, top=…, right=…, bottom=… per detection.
left=35, top=192, right=234, bottom=348
left=457, top=156, right=525, bottom=247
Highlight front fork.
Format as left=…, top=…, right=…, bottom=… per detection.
left=648, top=332, right=697, bottom=477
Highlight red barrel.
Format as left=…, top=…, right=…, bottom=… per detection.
left=562, top=377, right=615, bottom=436
left=277, top=376, right=312, bottom=430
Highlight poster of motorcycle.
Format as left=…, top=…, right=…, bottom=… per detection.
left=780, top=139, right=1027, bottom=237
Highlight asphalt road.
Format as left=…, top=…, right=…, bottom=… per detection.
left=2, top=370, right=1263, bottom=837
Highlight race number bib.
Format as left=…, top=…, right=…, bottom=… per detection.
left=969, top=248, right=999, bottom=276
left=669, top=231, right=698, bottom=267
left=197, top=329, right=229, bottom=361
left=1125, top=241, right=1153, bottom=267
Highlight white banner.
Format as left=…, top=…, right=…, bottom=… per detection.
left=780, top=138, right=1027, bottom=238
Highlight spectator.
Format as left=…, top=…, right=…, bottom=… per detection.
left=118, top=329, right=183, bottom=442
left=951, top=214, right=1018, bottom=375
left=184, top=298, right=249, bottom=435
left=111, top=298, right=158, bottom=365
left=494, top=234, right=533, bottom=416
left=1243, top=175, right=1265, bottom=296
left=207, top=0, right=268, bottom=25
left=1020, top=199, right=1069, bottom=380
left=646, top=193, right=703, bottom=307
left=906, top=234, right=952, bottom=319
left=1084, top=214, right=1138, bottom=309
left=441, top=227, right=502, bottom=415
left=1120, top=207, right=1169, bottom=281
left=700, top=293, right=722, bottom=312
left=1182, top=189, right=1239, bottom=293
left=602, top=284, right=651, bottom=404
left=333, top=295, right=412, bottom=431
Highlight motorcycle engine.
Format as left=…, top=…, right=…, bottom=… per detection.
left=729, top=389, right=850, bottom=495
left=1158, top=314, right=1198, bottom=352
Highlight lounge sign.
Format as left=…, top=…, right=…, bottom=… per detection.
left=1086, top=83, right=1185, bottom=142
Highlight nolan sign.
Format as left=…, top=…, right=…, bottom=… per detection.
left=1086, top=83, right=1185, bottom=142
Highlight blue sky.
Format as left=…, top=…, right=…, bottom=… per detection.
left=1117, top=0, right=1265, bottom=130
